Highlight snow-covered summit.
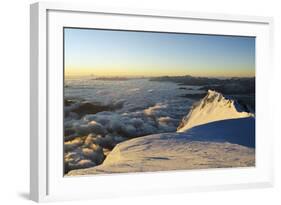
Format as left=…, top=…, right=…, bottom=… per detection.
left=66, top=90, right=255, bottom=176
left=67, top=118, right=255, bottom=175
left=177, top=90, right=254, bottom=132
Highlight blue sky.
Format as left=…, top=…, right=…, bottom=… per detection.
left=64, top=28, right=255, bottom=77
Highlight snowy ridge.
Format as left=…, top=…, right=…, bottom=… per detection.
left=66, top=90, right=255, bottom=176
left=67, top=129, right=255, bottom=175
left=177, top=90, right=254, bottom=132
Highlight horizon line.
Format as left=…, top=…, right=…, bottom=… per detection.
left=64, top=74, right=255, bottom=78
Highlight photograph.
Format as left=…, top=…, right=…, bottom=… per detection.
left=63, top=28, right=255, bottom=176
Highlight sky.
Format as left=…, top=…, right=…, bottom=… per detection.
left=64, top=28, right=255, bottom=78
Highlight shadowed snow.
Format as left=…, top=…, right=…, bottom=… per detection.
left=67, top=115, right=255, bottom=176
left=64, top=81, right=255, bottom=175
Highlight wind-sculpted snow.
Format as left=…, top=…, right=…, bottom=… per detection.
left=64, top=79, right=255, bottom=174
left=67, top=118, right=255, bottom=175
left=177, top=90, right=254, bottom=132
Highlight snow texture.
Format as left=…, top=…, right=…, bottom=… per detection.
left=177, top=90, right=254, bottom=132
left=66, top=89, right=255, bottom=176
left=67, top=116, right=255, bottom=175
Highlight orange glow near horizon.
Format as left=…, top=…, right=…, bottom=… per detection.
left=64, top=28, right=255, bottom=79
left=65, top=65, right=255, bottom=78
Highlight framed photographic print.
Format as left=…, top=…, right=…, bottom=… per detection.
left=30, top=2, right=274, bottom=202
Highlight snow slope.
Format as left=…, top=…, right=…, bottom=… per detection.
left=67, top=134, right=254, bottom=175
left=67, top=116, right=255, bottom=176
left=177, top=90, right=254, bottom=132
left=67, top=91, right=255, bottom=176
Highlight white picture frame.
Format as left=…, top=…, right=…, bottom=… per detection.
left=30, top=2, right=274, bottom=202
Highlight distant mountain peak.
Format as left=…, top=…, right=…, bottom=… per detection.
left=177, top=90, right=254, bottom=132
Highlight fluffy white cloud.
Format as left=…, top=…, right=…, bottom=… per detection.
left=63, top=78, right=198, bottom=173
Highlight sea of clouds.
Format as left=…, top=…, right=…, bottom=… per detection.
left=63, top=78, right=202, bottom=173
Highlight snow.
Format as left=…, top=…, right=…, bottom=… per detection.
left=66, top=90, right=255, bottom=176
left=177, top=90, right=254, bottom=132
left=67, top=134, right=254, bottom=176
left=67, top=116, right=255, bottom=176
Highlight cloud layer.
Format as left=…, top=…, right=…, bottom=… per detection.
left=64, top=78, right=199, bottom=173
